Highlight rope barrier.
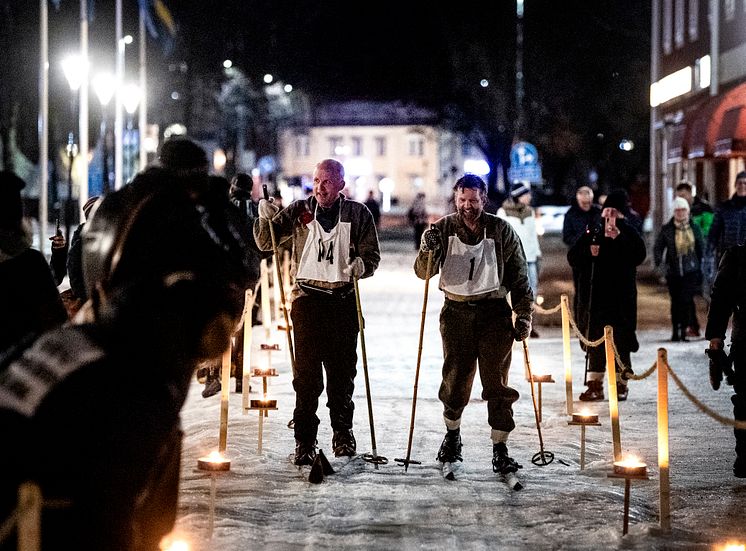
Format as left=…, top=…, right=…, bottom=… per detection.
left=533, top=301, right=562, bottom=315
left=626, top=360, right=657, bottom=381
left=666, top=361, right=746, bottom=430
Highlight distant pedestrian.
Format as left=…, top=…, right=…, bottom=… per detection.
left=407, top=192, right=428, bottom=250
left=562, top=186, right=602, bottom=319
left=705, top=243, right=746, bottom=478
left=602, top=188, right=643, bottom=234
left=674, top=181, right=712, bottom=337
left=0, top=171, right=67, bottom=356
left=415, top=173, right=532, bottom=477
left=364, top=190, right=382, bottom=229
left=63, top=195, right=100, bottom=317
left=707, top=171, right=746, bottom=272
left=653, top=197, right=704, bottom=342
left=498, top=181, right=541, bottom=337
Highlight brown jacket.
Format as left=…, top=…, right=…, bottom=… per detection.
left=413, top=211, right=533, bottom=320
left=253, top=195, right=380, bottom=301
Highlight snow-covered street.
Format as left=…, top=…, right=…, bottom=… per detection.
left=173, top=238, right=745, bottom=550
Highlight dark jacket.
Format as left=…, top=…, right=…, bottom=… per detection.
left=568, top=219, right=646, bottom=352
left=708, top=194, right=746, bottom=258
left=413, top=211, right=533, bottom=320
left=653, top=219, right=704, bottom=278
left=706, top=244, right=746, bottom=342
left=0, top=325, right=186, bottom=551
left=562, top=202, right=602, bottom=247
left=0, top=247, right=67, bottom=354
left=67, top=223, right=87, bottom=300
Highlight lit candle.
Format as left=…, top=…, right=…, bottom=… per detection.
left=159, top=536, right=190, bottom=551
left=250, top=398, right=277, bottom=409
left=719, top=543, right=746, bottom=551
left=197, top=450, right=231, bottom=471
left=613, top=455, right=647, bottom=477
left=572, top=408, right=599, bottom=424
left=531, top=372, right=553, bottom=383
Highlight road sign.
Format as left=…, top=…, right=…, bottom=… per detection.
left=508, top=141, right=542, bottom=183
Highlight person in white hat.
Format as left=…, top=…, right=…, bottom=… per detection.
left=653, top=196, right=705, bottom=342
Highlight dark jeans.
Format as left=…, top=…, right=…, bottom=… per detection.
left=438, top=298, right=518, bottom=432
left=666, top=272, right=700, bottom=334
left=290, top=293, right=359, bottom=444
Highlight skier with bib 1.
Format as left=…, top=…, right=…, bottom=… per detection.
left=254, top=158, right=380, bottom=466
left=414, top=173, right=533, bottom=480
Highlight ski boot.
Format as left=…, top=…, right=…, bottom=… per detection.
left=294, top=440, right=318, bottom=466
left=579, top=380, right=604, bottom=402
left=616, top=383, right=629, bottom=401
left=491, top=442, right=522, bottom=475
left=332, top=429, right=357, bottom=457
left=436, top=429, right=463, bottom=463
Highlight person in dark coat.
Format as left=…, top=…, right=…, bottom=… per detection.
left=562, top=186, right=602, bottom=320
left=653, top=197, right=704, bottom=342
left=602, top=188, right=644, bottom=234
left=568, top=204, right=646, bottom=401
left=65, top=196, right=101, bottom=305
left=0, top=171, right=67, bottom=356
left=364, top=190, right=382, bottom=228
left=0, top=170, right=253, bottom=551
left=707, top=171, right=746, bottom=273
left=705, top=243, right=746, bottom=478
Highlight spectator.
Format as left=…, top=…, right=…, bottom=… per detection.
left=707, top=171, right=746, bottom=271
left=364, top=190, right=382, bottom=229
left=675, top=180, right=713, bottom=239
left=408, top=192, right=429, bottom=251
left=705, top=243, right=746, bottom=478
left=602, top=188, right=644, bottom=234
left=568, top=204, right=646, bottom=402
left=65, top=196, right=100, bottom=310
left=498, top=181, right=542, bottom=337
left=653, top=197, right=705, bottom=342
left=0, top=171, right=67, bottom=356
left=0, top=170, right=253, bottom=550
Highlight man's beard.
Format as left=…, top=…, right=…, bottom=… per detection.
left=458, top=207, right=481, bottom=221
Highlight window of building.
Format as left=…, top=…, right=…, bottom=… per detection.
left=663, top=0, right=673, bottom=54
left=688, top=0, right=699, bottom=41
left=409, top=174, right=424, bottom=189
left=375, top=136, right=386, bottom=156
left=725, top=0, right=736, bottom=20
left=294, top=134, right=310, bottom=157
left=674, top=0, right=685, bottom=48
left=408, top=135, right=424, bottom=157
left=328, top=136, right=343, bottom=156
left=351, top=136, right=363, bottom=156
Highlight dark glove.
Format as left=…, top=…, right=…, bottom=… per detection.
left=420, top=227, right=441, bottom=253
left=514, top=317, right=531, bottom=342
left=705, top=348, right=733, bottom=390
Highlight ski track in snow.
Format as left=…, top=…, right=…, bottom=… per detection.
left=174, top=245, right=746, bottom=550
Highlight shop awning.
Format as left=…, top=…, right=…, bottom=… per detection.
left=686, top=80, right=746, bottom=159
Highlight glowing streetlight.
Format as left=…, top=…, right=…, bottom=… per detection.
left=93, top=73, right=116, bottom=193
left=284, top=83, right=293, bottom=93
left=122, top=83, right=141, bottom=115
left=263, top=73, right=273, bottom=84
left=223, top=59, right=232, bottom=69
left=62, top=55, right=88, bottom=92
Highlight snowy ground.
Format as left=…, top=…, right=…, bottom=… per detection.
left=173, top=239, right=746, bottom=550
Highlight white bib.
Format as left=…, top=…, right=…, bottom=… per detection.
left=439, top=231, right=500, bottom=297
left=296, top=205, right=352, bottom=283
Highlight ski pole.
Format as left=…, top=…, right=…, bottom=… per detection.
left=350, top=245, right=387, bottom=467
left=262, top=185, right=296, bottom=371
left=522, top=339, right=555, bottom=466
left=395, top=234, right=435, bottom=471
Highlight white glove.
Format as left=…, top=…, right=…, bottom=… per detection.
left=258, top=198, right=279, bottom=220
left=343, top=257, right=365, bottom=279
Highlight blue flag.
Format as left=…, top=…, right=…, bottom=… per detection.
left=138, top=0, right=176, bottom=54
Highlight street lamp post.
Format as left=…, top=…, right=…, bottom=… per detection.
left=62, top=55, right=87, bottom=243
left=122, top=83, right=141, bottom=184
left=93, top=73, right=115, bottom=194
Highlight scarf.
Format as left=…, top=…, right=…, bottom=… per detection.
left=674, top=220, right=695, bottom=257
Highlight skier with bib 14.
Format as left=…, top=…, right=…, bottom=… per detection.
left=414, top=173, right=533, bottom=480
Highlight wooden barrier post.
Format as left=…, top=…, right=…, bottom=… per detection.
left=604, top=325, right=622, bottom=462
left=242, top=289, right=255, bottom=414
left=17, top=482, right=41, bottom=551
left=218, top=345, right=231, bottom=453
left=657, top=347, right=671, bottom=532
left=561, top=294, right=573, bottom=415
left=260, top=259, right=272, bottom=342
